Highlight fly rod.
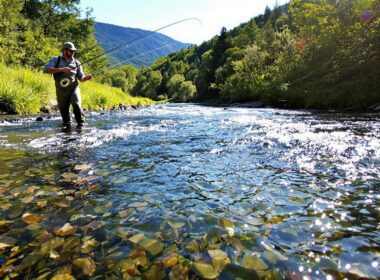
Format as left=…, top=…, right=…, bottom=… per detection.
left=56, top=17, right=201, bottom=88
left=78, top=17, right=201, bottom=68
left=92, top=41, right=185, bottom=76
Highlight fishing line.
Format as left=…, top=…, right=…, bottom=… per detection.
left=29, top=18, right=201, bottom=100
left=92, top=41, right=186, bottom=76
left=55, top=17, right=201, bottom=88
left=78, top=17, right=201, bottom=68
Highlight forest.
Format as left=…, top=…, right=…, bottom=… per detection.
left=133, top=0, right=379, bottom=110
left=0, top=0, right=379, bottom=112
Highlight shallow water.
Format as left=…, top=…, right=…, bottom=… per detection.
left=0, top=104, right=379, bottom=279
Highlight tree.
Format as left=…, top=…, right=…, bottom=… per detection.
left=220, top=44, right=271, bottom=103
left=0, top=0, right=26, bottom=64
left=120, top=65, right=138, bottom=92
left=178, top=81, right=196, bottom=102
left=167, top=74, right=185, bottom=98
left=232, top=20, right=261, bottom=46
left=0, top=0, right=106, bottom=70
left=132, top=70, right=162, bottom=100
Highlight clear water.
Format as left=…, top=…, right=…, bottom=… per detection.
left=0, top=104, right=379, bottom=279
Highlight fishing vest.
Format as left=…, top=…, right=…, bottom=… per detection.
left=53, top=56, right=80, bottom=89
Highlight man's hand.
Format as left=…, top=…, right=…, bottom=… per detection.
left=81, top=74, right=93, bottom=82
left=61, top=67, right=73, bottom=73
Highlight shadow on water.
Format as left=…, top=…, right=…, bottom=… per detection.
left=0, top=104, right=379, bottom=279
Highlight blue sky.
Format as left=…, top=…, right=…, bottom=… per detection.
left=79, top=0, right=289, bottom=44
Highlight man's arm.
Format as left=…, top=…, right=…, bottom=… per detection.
left=80, top=74, right=93, bottom=82
left=44, top=56, right=72, bottom=74
left=46, top=67, right=73, bottom=74
left=76, top=61, right=92, bottom=82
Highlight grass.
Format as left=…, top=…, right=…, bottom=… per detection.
left=0, top=63, right=154, bottom=115
left=0, top=64, right=53, bottom=114
left=81, top=81, right=154, bottom=111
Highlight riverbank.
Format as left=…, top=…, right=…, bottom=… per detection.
left=198, top=99, right=380, bottom=113
left=0, top=64, right=154, bottom=115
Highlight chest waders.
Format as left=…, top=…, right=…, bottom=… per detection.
left=54, top=56, right=85, bottom=127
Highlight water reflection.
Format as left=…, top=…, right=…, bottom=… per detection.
left=0, top=105, right=379, bottom=279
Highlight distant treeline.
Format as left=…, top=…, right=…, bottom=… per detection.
left=1, top=0, right=379, bottom=110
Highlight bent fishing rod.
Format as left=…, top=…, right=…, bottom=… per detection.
left=78, top=17, right=201, bottom=68
left=56, top=17, right=201, bottom=88
left=92, top=41, right=185, bottom=76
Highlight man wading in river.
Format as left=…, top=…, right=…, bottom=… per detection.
left=44, top=42, right=92, bottom=131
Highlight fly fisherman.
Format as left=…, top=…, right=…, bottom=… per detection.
left=44, top=42, right=92, bottom=131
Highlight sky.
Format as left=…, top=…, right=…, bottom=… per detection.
left=79, top=0, right=289, bottom=45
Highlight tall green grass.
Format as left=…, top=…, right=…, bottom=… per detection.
left=0, top=64, right=154, bottom=115
left=0, top=64, right=54, bottom=114
left=81, top=82, right=154, bottom=111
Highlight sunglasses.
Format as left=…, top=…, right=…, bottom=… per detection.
left=66, top=49, right=76, bottom=53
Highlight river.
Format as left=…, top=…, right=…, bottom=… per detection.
left=0, top=104, right=379, bottom=279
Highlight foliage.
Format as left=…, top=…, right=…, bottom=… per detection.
left=134, top=0, right=379, bottom=110
left=1, top=0, right=378, bottom=110
left=81, top=80, right=154, bottom=111
left=0, top=64, right=54, bottom=114
left=166, top=74, right=196, bottom=102
left=132, top=70, right=163, bottom=100
left=0, top=0, right=157, bottom=113
left=167, top=74, right=185, bottom=98
left=99, top=65, right=138, bottom=93
left=0, top=0, right=106, bottom=73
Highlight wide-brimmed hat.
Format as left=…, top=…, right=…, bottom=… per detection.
left=62, top=42, right=77, bottom=51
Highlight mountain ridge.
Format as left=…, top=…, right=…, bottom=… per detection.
left=94, top=22, right=192, bottom=67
